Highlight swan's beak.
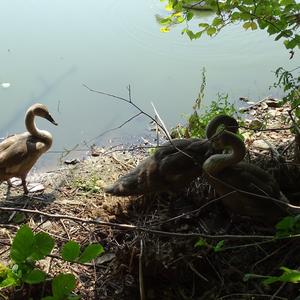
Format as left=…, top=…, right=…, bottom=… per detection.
left=46, top=113, right=58, bottom=126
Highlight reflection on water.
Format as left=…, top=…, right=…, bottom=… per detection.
left=0, top=0, right=298, bottom=171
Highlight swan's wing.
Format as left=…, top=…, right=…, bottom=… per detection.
left=0, top=133, right=31, bottom=168
left=223, top=163, right=280, bottom=198
left=153, top=138, right=201, bottom=160
left=158, top=140, right=212, bottom=177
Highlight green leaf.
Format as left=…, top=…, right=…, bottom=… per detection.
left=78, top=244, right=104, bottom=263
left=212, top=17, right=223, bottom=26
left=52, top=273, right=76, bottom=300
left=160, top=27, right=170, bottom=33
left=62, top=241, right=81, bottom=262
left=186, top=11, right=193, bottom=21
left=250, top=21, right=257, bottom=30
left=11, top=225, right=34, bottom=263
left=194, top=31, right=202, bottom=39
left=275, top=214, right=300, bottom=236
left=186, top=29, right=195, bottom=40
left=231, top=12, right=241, bottom=21
left=0, top=275, right=18, bottom=289
left=24, top=269, right=46, bottom=284
left=198, top=23, right=209, bottom=28
left=257, top=19, right=269, bottom=29
left=158, top=17, right=172, bottom=25
left=213, top=240, right=225, bottom=252
left=263, top=267, right=300, bottom=285
left=243, top=21, right=252, bottom=30
left=239, top=12, right=251, bottom=21
left=42, top=297, right=55, bottom=300
left=194, top=239, right=207, bottom=248
left=165, top=3, right=173, bottom=11
left=176, top=15, right=185, bottom=23
left=284, top=38, right=299, bottom=49
left=206, top=26, right=217, bottom=36
left=280, top=0, right=295, bottom=5
left=31, top=232, right=55, bottom=261
left=276, top=216, right=294, bottom=231
left=267, top=24, right=280, bottom=35
left=0, top=264, right=18, bottom=289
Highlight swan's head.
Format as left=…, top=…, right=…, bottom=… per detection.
left=206, top=115, right=239, bottom=139
left=29, top=103, right=58, bottom=126
left=211, top=129, right=246, bottom=157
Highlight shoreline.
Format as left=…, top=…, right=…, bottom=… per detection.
left=1, top=96, right=299, bottom=299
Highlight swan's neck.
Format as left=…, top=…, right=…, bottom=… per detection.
left=206, top=115, right=238, bottom=138
left=25, top=110, right=52, bottom=144
left=203, top=131, right=245, bottom=175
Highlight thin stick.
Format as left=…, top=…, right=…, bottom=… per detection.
left=151, top=102, right=171, bottom=140
left=139, top=239, right=146, bottom=300
left=0, top=206, right=275, bottom=240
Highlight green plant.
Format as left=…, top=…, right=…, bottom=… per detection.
left=187, top=93, right=238, bottom=137
left=61, top=241, right=104, bottom=263
left=244, top=267, right=300, bottom=285
left=275, top=214, right=300, bottom=237
left=74, top=175, right=103, bottom=193
left=0, top=225, right=104, bottom=299
left=194, top=238, right=225, bottom=252
left=43, top=273, right=78, bottom=300
left=273, top=67, right=300, bottom=160
left=273, top=67, right=300, bottom=109
left=159, top=0, right=300, bottom=52
left=171, top=69, right=239, bottom=138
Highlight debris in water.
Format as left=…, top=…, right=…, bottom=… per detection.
left=64, top=158, right=81, bottom=165
left=1, top=83, right=10, bottom=88
left=27, top=183, right=45, bottom=193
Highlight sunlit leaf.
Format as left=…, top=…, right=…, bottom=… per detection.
left=198, top=23, right=209, bottom=28
left=165, top=3, right=173, bottom=11
left=11, top=225, right=34, bottom=263
left=212, top=17, right=223, bottom=26
left=263, top=267, right=300, bottom=285
left=160, top=27, right=170, bottom=33
left=52, top=273, right=76, bottom=299
left=186, top=11, right=193, bottom=21
left=206, top=26, right=217, bottom=36
left=78, top=244, right=104, bottom=263
left=250, top=21, right=257, bottom=30
left=243, top=21, right=252, bottom=30
left=62, top=241, right=81, bottom=262
left=31, top=232, right=55, bottom=261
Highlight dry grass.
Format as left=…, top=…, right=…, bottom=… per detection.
left=0, top=99, right=300, bottom=300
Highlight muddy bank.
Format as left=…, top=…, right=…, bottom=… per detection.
left=0, top=97, right=300, bottom=300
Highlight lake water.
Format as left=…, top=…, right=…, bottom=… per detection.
left=0, top=0, right=298, bottom=170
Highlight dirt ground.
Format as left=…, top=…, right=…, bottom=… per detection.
left=1, top=97, right=300, bottom=300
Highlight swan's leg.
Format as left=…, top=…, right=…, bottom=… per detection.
left=21, top=177, right=29, bottom=194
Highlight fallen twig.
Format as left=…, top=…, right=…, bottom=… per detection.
left=0, top=206, right=276, bottom=240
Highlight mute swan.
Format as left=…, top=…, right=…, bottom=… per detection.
left=0, top=103, right=57, bottom=194
left=203, top=130, right=288, bottom=224
left=104, top=115, right=238, bottom=196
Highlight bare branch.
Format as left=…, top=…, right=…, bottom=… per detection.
left=0, top=206, right=276, bottom=240
left=86, top=112, right=143, bottom=144
left=83, top=83, right=200, bottom=162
